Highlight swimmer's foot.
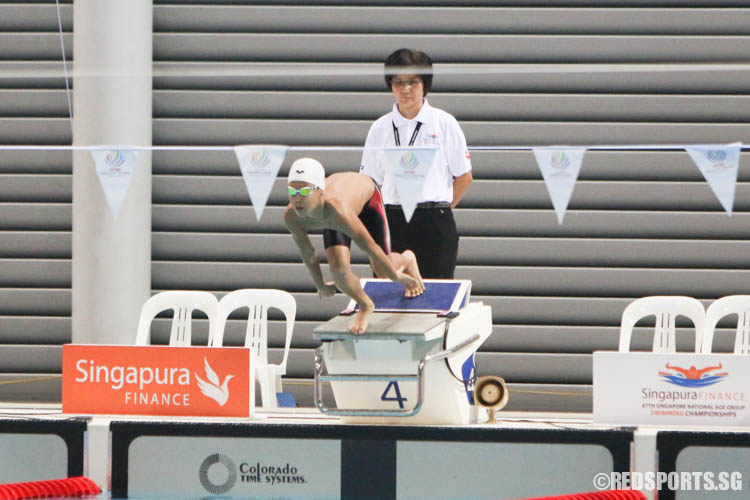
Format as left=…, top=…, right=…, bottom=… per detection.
left=402, top=250, right=425, bottom=298
left=348, top=299, right=374, bottom=334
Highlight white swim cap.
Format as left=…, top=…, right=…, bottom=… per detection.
left=288, top=158, right=325, bottom=189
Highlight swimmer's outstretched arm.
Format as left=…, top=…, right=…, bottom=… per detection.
left=284, top=208, right=335, bottom=298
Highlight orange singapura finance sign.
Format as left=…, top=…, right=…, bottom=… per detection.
left=62, top=345, right=253, bottom=418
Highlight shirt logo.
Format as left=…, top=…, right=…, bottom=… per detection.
left=424, top=133, right=440, bottom=145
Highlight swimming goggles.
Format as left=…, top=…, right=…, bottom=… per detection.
left=288, top=186, right=318, bottom=197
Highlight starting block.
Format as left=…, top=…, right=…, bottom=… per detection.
left=313, top=279, right=493, bottom=425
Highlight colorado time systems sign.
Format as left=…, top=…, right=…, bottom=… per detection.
left=124, top=435, right=340, bottom=498
left=62, top=345, right=253, bottom=417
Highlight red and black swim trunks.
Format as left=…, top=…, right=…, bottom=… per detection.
left=322, top=182, right=391, bottom=254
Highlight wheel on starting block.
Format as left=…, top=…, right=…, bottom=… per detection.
left=312, top=279, right=494, bottom=425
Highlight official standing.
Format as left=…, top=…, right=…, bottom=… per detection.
left=360, top=48, right=473, bottom=278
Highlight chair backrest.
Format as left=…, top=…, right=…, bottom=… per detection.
left=211, top=289, right=296, bottom=371
left=618, top=296, right=705, bottom=353
left=134, top=291, right=220, bottom=346
left=703, top=295, right=750, bottom=354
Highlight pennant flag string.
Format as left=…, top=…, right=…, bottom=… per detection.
left=0, top=144, right=747, bottom=152
left=7, top=142, right=747, bottom=224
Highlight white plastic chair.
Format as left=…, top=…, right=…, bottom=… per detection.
left=134, top=291, right=220, bottom=346
left=211, top=289, right=296, bottom=408
left=618, top=296, right=705, bottom=353
left=702, top=295, right=750, bottom=354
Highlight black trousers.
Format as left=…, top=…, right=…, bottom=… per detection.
left=386, top=206, right=459, bottom=279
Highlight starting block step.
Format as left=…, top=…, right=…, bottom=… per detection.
left=313, top=312, right=448, bottom=341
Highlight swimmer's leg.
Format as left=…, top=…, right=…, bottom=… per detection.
left=326, top=245, right=374, bottom=333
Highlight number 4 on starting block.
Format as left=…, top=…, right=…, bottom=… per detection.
left=381, top=381, right=408, bottom=409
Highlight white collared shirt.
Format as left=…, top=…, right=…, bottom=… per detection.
left=360, top=99, right=472, bottom=205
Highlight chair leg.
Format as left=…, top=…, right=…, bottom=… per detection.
left=257, top=370, right=278, bottom=409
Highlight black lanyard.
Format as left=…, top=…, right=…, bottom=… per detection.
left=392, top=120, right=422, bottom=147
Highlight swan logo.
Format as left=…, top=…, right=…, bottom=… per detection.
left=195, top=357, right=235, bottom=406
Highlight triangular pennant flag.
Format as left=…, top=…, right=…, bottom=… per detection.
left=89, top=148, right=140, bottom=220
left=532, top=148, right=586, bottom=224
left=381, top=147, right=438, bottom=222
left=686, top=143, right=742, bottom=216
left=233, top=145, right=289, bottom=221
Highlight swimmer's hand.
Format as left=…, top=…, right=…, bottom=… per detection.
left=396, top=272, right=425, bottom=298
left=317, top=282, right=336, bottom=299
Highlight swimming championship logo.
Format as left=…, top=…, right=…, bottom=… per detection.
left=105, top=150, right=125, bottom=169
left=702, top=149, right=733, bottom=173
left=195, top=357, right=234, bottom=406
left=399, top=151, right=419, bottom=171
left=659, top=362, right=728, bottom=388
left=705, top=149, right=727, bottom=163
left=550, top=151, right=570, bottom=170
left=249, top=149, right=271, bottom=170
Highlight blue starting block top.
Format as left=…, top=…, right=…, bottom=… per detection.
left=345, top=279, right=471, bottom=314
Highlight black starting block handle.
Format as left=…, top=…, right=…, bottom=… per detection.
left=313, top=334, right=480, bottom=418
left=437, top=310, right=460, bottom=318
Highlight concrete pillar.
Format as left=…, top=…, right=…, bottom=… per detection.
left=72, top=0, right=152, bottom=344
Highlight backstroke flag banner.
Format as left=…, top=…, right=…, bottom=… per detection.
left=532, top=148, right=586, bottom=224
left=89, top=149, right=140, bottom=220
left=382, top=147, right=438, bottom=222
left=234, top=145, right=289, bottom=221
left=686, top=143, right=742, bottom=216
